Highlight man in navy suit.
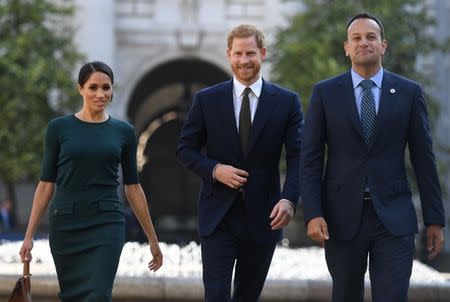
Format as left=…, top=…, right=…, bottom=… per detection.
left=177, top=24, right=303, bottom=301
left=301, top=13, right=445, bottom=302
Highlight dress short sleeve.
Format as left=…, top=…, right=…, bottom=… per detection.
left=121, top=125, right=140, bottom=184
left=40, top=120, right=59, bottom=182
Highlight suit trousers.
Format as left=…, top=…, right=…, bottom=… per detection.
left=201, top=193, right=276, bottom=302
left=324, top=195, right=415, bottom=302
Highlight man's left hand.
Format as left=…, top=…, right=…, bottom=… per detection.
left=426, top=224, right=445, bottom=260
left=270, top=199, right=294, bottom=230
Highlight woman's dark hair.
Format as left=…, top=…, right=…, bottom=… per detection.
left=78, top=61, right=114, bottom=87
left=346, top=12, right=385, bottom=40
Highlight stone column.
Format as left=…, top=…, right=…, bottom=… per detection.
left=73, top=0, right=121, bottom=116
left=73, top=0, right=116, bottom=70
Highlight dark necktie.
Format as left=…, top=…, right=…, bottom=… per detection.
left=360, top=79, right=376, bottom=146
left=239, top=87, right=252, bottom=153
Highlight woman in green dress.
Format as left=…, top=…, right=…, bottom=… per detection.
left=19, top=61, right=163, bottom=301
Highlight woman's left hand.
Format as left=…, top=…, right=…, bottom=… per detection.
left=148, top=241, right=163, bottom=272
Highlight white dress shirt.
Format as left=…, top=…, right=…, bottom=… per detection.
left=232, top=76, right=263, bottom=130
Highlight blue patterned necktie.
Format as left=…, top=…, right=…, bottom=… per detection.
left=360, top=79, right=376, bottom=146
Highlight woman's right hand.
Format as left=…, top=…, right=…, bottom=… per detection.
left=19, top=238, right=33, bottom=263
left=148, top=241, right=163, bottom=272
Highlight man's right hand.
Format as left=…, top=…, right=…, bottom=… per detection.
left=307, top=217, right=329, bottom=246
left=214, top=164, right=249, bottom=189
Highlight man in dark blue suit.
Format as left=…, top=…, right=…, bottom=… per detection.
left=301, top=13, right=445, bottom=302
left=176, top=24, right=303, bottom=301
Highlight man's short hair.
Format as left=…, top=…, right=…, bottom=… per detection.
left=227, top=24, right=265, bottom=49
left=346, top=12, right=385, bottom=40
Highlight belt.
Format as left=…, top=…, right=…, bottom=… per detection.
left=52, top=200, right=123, bottom=217
left=363, top=192, right=371, bottom=201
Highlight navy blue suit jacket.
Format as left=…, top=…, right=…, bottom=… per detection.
left=301, top=70, right=445, bottom=240
left=177, top=79, right=303, bottom=243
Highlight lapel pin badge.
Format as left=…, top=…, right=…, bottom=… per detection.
left=390, top=88, right=396, bottom=94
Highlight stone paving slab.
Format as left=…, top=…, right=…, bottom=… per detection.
left=1, top=240, right=450, bottom=301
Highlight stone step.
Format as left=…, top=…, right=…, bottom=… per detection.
left=1, top=274, right=450, bottom=302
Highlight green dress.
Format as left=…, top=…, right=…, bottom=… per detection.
left=41, top=114, right=139, bottom=302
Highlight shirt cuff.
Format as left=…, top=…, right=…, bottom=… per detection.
left=212, top=163, right=221, bottom=183
left=284, top=199, right=296, bottom=213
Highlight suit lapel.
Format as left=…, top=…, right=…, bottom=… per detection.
left=372, top=70, right=397, bottom=146
left=246, top=79, right=277, bottom=156
left=339, top=72, right=364, bottom=141
left=219, top=80, right=243, bottom=158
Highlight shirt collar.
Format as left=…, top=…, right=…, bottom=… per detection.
left=233, top=76, right=263, bottom=98
left=351, top=67, right=383, bottom=89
